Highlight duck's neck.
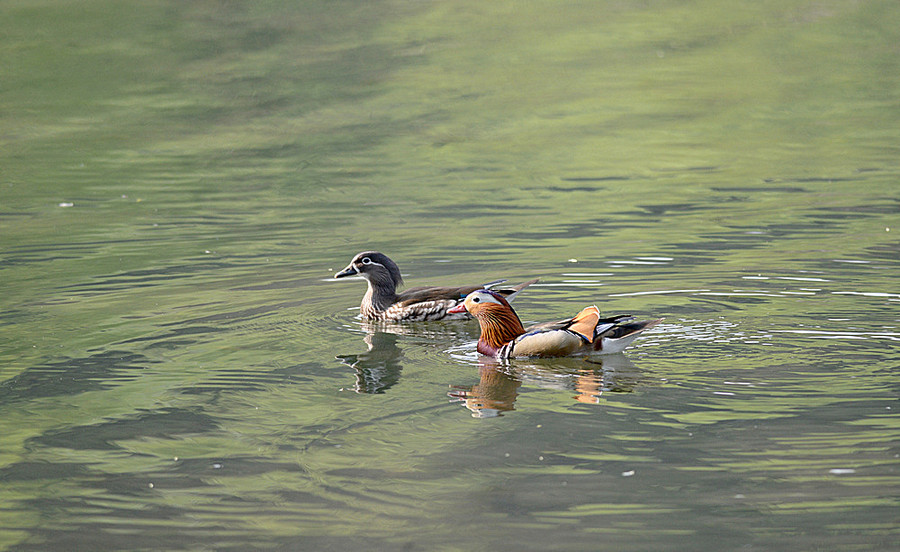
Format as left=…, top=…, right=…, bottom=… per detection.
left=361, top=276, right=398, bottom=318
left=476, top=307, right=526, bottom=356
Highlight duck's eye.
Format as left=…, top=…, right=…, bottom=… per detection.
left=472, top=297, right=480, bottom=303
left=361, top=257, right=372, bottom=265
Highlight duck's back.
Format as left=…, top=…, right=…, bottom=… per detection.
left=396, top=285, right=480, bottom=307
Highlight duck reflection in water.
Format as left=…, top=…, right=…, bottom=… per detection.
left=449, top=365, right=522, bottom=418
left=338, top=320, right=478, bottom=394
left=336, top=330, right=404, bottom=394
left=449, top=355, right=643, bottom=418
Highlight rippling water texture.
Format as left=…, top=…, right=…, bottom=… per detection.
left=2, top=1, right=898, bottom=550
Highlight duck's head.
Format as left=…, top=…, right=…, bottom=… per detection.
left=334, top=251, right=403, bottom=289
left=449, top=289, right=526, bottom=353
left=448, top=289, right=514, bottom=317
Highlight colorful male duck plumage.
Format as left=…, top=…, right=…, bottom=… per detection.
left=447, top=289, right=661, bottom=358
left=334, top=251, right=539, bottom=322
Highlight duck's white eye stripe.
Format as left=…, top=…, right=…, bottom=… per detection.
left=468, top=290, right=503, bottom=305
left=361, top=257, right=372, bottom=264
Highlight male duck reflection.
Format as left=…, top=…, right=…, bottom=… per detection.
left=449, top=355, right=642, bottom=417
left=447, top=289, right=661, bottom=358
left=334, top=251, right=538, bottom=321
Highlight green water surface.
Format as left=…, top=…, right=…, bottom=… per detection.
left=1, top=1, right=898, bottom=550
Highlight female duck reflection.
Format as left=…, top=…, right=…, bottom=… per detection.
left=448, top=355, right=644, bottom=418
left=336, top=320, right=477, bottom=394
left=336, top=329, right=404, bottom=394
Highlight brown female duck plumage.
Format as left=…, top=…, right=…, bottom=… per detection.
left=334, top=251, right=538, bottom=321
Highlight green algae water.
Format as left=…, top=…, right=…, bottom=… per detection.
left=1, top=1, right=898, bottom=550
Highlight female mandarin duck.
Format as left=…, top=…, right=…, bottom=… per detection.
left=447, top=289, right=661, bottom=358
left=334, top=251, right=538, bottom=322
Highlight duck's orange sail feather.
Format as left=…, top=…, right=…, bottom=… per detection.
left=567, top=306, right=601, bottom=343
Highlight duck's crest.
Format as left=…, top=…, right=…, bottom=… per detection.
left=483, top=289, right=513, bottom=307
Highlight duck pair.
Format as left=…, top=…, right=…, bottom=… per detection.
left=335, top=251, right=661, bottom=359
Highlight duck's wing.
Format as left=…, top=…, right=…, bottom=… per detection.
left=396, top=278, right=539, bottom=308
left=381, top=285, right=477, bottom=321
left=523, top=307, right=619, bottom=338
left=524, top=317, right=575, bottom=333
left=395, top=284, right=484, bottom=307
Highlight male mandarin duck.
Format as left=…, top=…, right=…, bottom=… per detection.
left=334, top=251, right=539, bottom=321
left=447, top=289, right=661, bottom=358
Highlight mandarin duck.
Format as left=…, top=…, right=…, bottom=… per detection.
left=334, top=251, right=539, bottom=321
left=447, top=289, right=661, bottom=358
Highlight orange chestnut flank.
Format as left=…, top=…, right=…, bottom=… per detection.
left=448, top=289, right=662, bottom=359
